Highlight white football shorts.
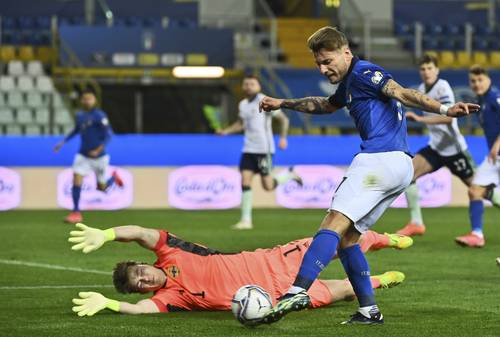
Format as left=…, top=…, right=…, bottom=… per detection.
left=472, top=156, right=500, bottom=187
left=72, top=153, right=110, bottom=184
left=330, top=151, right=413, bottom=233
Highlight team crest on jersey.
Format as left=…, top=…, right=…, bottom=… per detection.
left=166, top=265, right=181, bottom=279
left=371, top=71, right=383, bottom=84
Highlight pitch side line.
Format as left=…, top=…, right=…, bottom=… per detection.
left=0, top=285, right=114, bottom=290
left=0, top=259, right=111, bottom=275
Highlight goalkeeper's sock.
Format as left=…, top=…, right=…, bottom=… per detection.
left=292, top=229, right=340, bottom=291
left=405, top=183, right=423, bottom=225
left=241, top=187, right=252, bottom=222
left=72, top=185, right=81, bottom=212
left=469, top=200, right=484, bottom=236
left=338, top=244, right=376, bottom=308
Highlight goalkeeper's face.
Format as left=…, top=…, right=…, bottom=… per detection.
left=127, top=264, right=166, bottom=293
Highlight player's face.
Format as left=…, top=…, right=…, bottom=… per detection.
left=419, top=62, right=439, bottom=86
left=80, top=93, right=96, bottom=111
left=313, top=47, right=352, bottom=84
left=242, top=78, right=261, bottom=97
left=469, top=73, right=491, bottom=96
left=128, top=264, right=165, bottom=293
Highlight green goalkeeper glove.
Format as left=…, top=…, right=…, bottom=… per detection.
left=68, top=223, right=115, bottom=253
left=72, top=292, right=120, bottom=317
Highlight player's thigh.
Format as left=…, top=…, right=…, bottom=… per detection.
left=240, top=170, right=255, bottom=187
left=91, top=155, right=110, bottom=184
left=72, top=154, right=91, bottom=179
left=73, top=173, right=84, bottom=186
left=412, top=153, right=435, bottom=180
left=330, top=152, right=413, bottom=225
left=472, top=157, right=500, bottom=187
left=444, top=150, right=475, bottom=185
left=260, top=174, right=275, bottom=191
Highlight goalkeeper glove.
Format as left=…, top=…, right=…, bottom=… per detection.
left=68, top=223, right=115, bottom=253
left=72, top=292, right=120, bottom=317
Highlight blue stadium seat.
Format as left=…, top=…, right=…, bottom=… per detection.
left=426, top=23, right=444, bottom=35
left=18, top=16, right=35, bottom=29
left=394, top=22, right=413, bottom=36
left=444, top=24, right=463, bottom=36
left=402, top=37, right=415, bottom=50
left=1, top=17, right=16, bottom=30
left=35, top=16, right=51, bottom=29
left=473, top=39, right=490, bottom=51
left=423, top=37, right=440, bottom=50
left=473, top=24, right=494, bottom=36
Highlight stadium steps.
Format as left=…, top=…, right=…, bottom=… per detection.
left=367, top=25, right=414, bottom=69
left=276, top=18, right=330, bottom=68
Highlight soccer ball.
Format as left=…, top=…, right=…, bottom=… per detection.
left=231, top=285, right=273, bottom=326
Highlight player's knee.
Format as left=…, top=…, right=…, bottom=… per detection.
left=468, top=184, right=484, bottom=199
left=262, top=179, right=275, bottom=191
left=320, top=211, right=352, bottom=234
left=242, top=185, right=251, bottom=192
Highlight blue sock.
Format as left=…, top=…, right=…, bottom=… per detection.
left=293, top=229, right=340, bottom=290
left=106, top=176, right=115, bottom=189
left=338, top=244, right=375, bottom=307
left=469, top=200, right=484, bottom=234
left=71, top=186, right=81, bottom=212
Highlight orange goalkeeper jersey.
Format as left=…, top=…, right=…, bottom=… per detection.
left=150, top=230, right=332, bottom=312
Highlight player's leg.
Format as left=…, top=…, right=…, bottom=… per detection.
left=397, top=147, right=439, bottom=236
left=65, top=154, right=89, bottom=223
left=456, top=157, right=499, bottom=247
left=93, top=155, right=119, bottom=192
left=233, top=153, right=256, bottom=229
left=260, top=155, right=303, bottom=191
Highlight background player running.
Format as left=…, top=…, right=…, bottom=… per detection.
left=397, top=54, right=478, bottom=236
left=455, top=65, right=500, bottom=248
left=68, top=223, right=411, bottom=316
left=54, top=89, right=123, bottom=224
left=217, top=75, right=301, bottom=230
left=259, top=26, right=478, bottom=325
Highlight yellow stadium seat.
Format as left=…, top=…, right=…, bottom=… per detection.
left=489, top=51, right=500, bottom=68
left=472, top=52, right=488, bottom=67
left=423, top=50, right=439, bottom=61
left=186, top=54, right=208, bottom=66
left=455, top=51, right=472, bottom=68
left=0, top=46, right=16, bottom=62
left=18, top=46, right=35, bottom=61
left=36, top=47, right=55, bottom=64
left=439, top=51, right=455, bottom=69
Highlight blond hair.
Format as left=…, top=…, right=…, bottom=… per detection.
left=307, top=26, right=349, bottom=52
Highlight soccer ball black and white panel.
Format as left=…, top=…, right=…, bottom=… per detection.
left=231, top=285, right=273, bottom=326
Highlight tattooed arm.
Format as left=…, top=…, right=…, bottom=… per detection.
left=260, top=96, right=340, bottom=114
left=382, top=79, right=479, bottom=117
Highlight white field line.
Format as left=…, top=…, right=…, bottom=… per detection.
left=0, top=285, right=113, bottom=290
left=0, top=259, right=111, bottom=275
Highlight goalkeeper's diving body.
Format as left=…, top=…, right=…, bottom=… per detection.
left=69, top=224, right=412, bottom=316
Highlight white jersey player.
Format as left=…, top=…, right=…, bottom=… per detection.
left=217, top=75, right=302, bottom=230
left=397, top=54, right=476, bottom=237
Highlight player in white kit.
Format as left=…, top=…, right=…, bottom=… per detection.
left=397, top=54, right=476, bottom=236
left=217, top=75, right=302, bottom=230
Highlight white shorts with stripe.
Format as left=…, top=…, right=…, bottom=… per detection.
left=72, top=153, right=110, bottom=184
left=330, top=151, right=413, bottom=233
left=472, top=156, right=500, bottom=187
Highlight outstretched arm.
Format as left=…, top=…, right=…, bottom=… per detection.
left=405, top=111, right=453, bottom=125
left=260, top=96, right=339, bottom=115
left=273, top=110, right=289, bottom=149
left=68, top=223, right=159, bottom=253
left=217, top=118, right=244, bottom=135
left=382, top=79, right=479, bottom=117
left=72, top=292, right=159, bottom=316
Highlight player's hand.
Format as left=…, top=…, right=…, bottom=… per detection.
left=488, top=140, right=500, bottom=164
left=259, top=96, right=283, bottom=112
left=53, top=141, right=64, bottom=153
left=72, top=292, right=120, bottom=317
left=405, top=111, right=420, bottom=122
left=278, top=137, right=288, bottom=150
left=215, top=129, right=226, bottom=136
left=68, top=223, right=115, bottom=254
left=446, top=102, right=480, bottom=117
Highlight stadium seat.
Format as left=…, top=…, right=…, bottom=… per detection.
left=17, top=75, right=35, bottom=92
left=0, top=46, right=16, bottom=62
left=34, top=108, right=50, bottom=124
left=16, top=108, right=34, bottom=124
left=0, top=76, right=16, bottom=91
left=35, top=47, right=54, bottom=64
left=0, top=93, right=5, bottom=106
left=7, top=91, right=24, bottom=108
left=439, top=51, right=456, bottom=69
left=25, top=124, right=42, bottom=135
left=36, top=76, right=54, bottom=93
left=54, top=108, right=73, bottom=124
left=0, top=108, right=15, bottom=124
left=50, top=92, right=65, bottom=108
left=455, top=52, right=472, bottom=68
left=26, top=91, right=45, bottom=108
left=472, top=52, right=488, bottom=67
left=59, top=124, right=74, bottom=134
left=423, top=50, right=439, bottom=61
left=473, top=38, right=490, bottom=51
left=7, top=61, right=25, bottom=76
left=490, top=51, right=500, bottom=68
left=6, top=125, right=22, bottom=135
left=18, top=46, right=35, bottom=61
left=26, top=61, right=45, bottom=76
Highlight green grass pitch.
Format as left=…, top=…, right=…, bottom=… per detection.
left=0, top=208, right=499, bottom=337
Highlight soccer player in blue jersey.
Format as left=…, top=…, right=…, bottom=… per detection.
left=258, top=26, right=479, bottom=325
left=455, top=65, right=500, bottom=248
left=54, top=89, right=123, bottom=224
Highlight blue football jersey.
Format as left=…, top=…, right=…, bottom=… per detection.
left=328, top=57, right=409, bottom=154
left=65, top=108, right=113, bottom=157
left=477, top=86, right=500, bottom=152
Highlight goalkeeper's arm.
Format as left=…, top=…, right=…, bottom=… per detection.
left=68, top=223, right=160, bottom=253
left=72, top=292, right=159, bottom=316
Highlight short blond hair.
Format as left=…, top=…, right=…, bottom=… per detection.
left=307, top=26, right=349, bottom=52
